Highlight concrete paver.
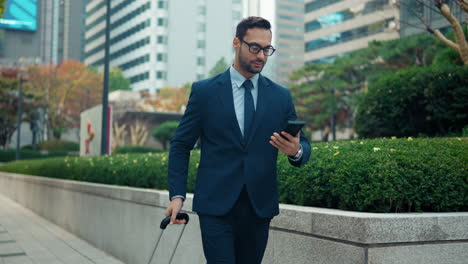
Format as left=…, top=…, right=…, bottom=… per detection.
left=0, top=194, right=125, bottom=264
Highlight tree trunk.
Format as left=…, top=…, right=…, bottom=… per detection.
left=322, top=126, right=330, bottom=142
left=435, top=3, right=468, bottom=65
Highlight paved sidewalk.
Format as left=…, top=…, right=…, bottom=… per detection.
left=0, top=194, right=125, bottom=264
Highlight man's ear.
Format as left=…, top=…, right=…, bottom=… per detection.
left=233, top=37, right=240, bottom=49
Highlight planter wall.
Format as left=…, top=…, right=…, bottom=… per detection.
left=0, top=172, right=467, bottom=264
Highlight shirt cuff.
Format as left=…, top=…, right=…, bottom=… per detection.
left=171, top=195, right=185, bottom=201
left=288, top=144, right=303, bottom=162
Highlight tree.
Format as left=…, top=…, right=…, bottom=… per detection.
left=289, top=61, right=360, bottom=141
left=0, top=76, right=20, bottom=149
left=152, top=121, right=179, bottom=150
left=0, top=0, right=6, bottom=17
left=397, top=0, right=468, bottom=64
left=289, top=27, right=466, bottom=140
left=109, top=67, right=131, bottom=92
left=144, top=84, right=190, bottom=113
left=0, top=70, right=38, bottom=149
left=24, top=60, right=102, bottom=139
left=209, top=57, right=229, bottom=77
left=355, top=65, right=468, bottom=137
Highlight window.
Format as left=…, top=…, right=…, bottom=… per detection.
left=278, top=4, right=303, bottom=13
left=119, top=54, right=150, bottom=70
left=129, top=71, right=149, bottom=84
left=305, top=0, right=344, bottom=13
left=232, top=11, right=241, bottom=20
left=89, top=37, right=150, bottom=67
left=197, top=40, right=205, bottom=49
left=305, top=19, right=394, bottom=52
left=156, top=71, right=167, bottom=80
left=156, top=53, right=167, bottom=62
left=278, top=14, right=303, bottom=22
left=157, top=35, right=167, bottom=44
left=197, top=57, right=205, bottom=66
left=198, top=6, right=206, bottom=16
left=279, top=34, right=303, bottom=40
left=87, top=0, right=149, bottom=31
left=157, top=18, right=167, bottom=26
left=158, top=1, right=167, bottom=9
left=198, top=23, right=206, bottom=33
left=305, top=0, right=389, bottom=33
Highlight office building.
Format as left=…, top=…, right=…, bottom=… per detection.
left=275, top=0, right=304, bottom=85
left=0, top=0, right=87, bottom=65
left=84, top=0, right=243, bottom=93
left=304, top=0, right=399, bottom=64
left=244, top=0, right=305, bottom=86
left=399, top=0, right=466, bottom=37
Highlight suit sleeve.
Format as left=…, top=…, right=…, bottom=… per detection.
left=168, top=83, right=202, bottom=200
left=286, top=89, right=311, bottom=167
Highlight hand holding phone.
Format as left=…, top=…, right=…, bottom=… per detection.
left=281, top=120, right=305, bottom=141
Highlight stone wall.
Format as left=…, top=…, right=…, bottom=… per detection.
left=0, top=172, right=467, bottom=264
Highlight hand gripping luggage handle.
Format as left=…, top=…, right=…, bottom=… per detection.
left=160, top=213, right=190, bottom=229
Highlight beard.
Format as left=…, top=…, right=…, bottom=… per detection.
left=238, top=51, right=266, bottom=74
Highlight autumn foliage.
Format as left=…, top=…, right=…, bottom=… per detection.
left=143, top=85, right=190, bottom=113
left=24, top=60, right=102, bottom=138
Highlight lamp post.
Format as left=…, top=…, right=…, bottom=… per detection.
left=15, top=74, right=24, bottom=160
left=101, top=0, right=111, bottom=155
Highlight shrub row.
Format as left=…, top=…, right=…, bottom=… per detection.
left=0, top=150, right=75, bottom=162
left=22, top=139, right=79, bottom=152
left=1, top=138, right=466, bottom=213
left=355, top=65, right=468, bottom=138
left=114, top=145, right=164, bottom=154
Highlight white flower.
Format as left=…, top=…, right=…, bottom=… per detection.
left=373, top=147, right=381, bottom=152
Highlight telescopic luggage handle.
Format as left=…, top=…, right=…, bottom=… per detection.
left=147, top=213, right=190, bottom=264
left=160, top=213, right=190, bottom=229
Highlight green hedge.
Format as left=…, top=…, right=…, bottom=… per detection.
left=114, top=145, right=164, bottom=154
left=1, top=138, right=466, bottom=213
left=355, top=65, right=468, bottom=138
left=0, top=150, right=74, bottom=162
left=22, top=140, right=79, bottom=152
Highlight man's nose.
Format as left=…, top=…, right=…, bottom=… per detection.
left=256, top=51, right=266, bottom=60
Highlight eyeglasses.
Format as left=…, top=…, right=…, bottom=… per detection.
left=239, top=39, right=276, bottom=56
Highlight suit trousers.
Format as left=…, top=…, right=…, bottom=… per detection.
left=198, top=187, right=271, bottom=264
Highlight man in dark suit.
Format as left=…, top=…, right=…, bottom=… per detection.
left=165, top=17, right=311, bottom=264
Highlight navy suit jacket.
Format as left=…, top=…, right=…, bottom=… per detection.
left=168, top=69, right=311, bottom=218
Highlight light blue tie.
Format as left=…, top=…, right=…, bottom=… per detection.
left=243, top=79, right=255, bottom=140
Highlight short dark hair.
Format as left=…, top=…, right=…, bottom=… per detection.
left=235, top=16, right=271, bottom=40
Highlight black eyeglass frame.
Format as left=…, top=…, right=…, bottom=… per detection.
left=239, top=38, right=276, bottom=56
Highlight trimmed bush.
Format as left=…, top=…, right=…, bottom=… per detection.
left=0, top=138, right=466, bottom=213
left=114, top=145, right=164, bottom=154
left=152, top=121, right=179, bottom=150
left=0, top=150, right=74, bottom=162
left=26, top=140, right=80, bottom=152
left=355, top=65, right=468, bottom=138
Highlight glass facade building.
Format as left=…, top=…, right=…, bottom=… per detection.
left=304, top=0, right=399, bottom=64
left=84, top=0, right=242, bottom=93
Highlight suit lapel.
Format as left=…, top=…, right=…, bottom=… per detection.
left=245, top=74, right=270, bottom=147
left=216, top=69, right=244, bottom=146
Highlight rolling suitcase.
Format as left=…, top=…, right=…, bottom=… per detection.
left=147, top=213, right=190, bottom=264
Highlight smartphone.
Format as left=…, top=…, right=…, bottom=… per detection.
left=281, top=120, right=305, bottom=140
